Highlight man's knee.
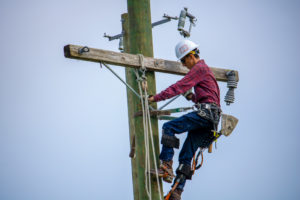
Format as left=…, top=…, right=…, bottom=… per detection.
left=161, top=134, right=180, bottom=149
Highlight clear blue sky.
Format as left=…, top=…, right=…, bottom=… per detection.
left=1, top=0, right=300, bottom=199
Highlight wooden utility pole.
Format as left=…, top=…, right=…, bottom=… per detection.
left=125, top=1, right=162, bottom=199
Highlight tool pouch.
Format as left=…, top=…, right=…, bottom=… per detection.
left=220, top=114, right=239, bottom=137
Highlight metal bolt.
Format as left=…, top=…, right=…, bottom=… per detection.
left=78, top=46, right=89, bottom=54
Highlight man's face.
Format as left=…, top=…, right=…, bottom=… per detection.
left=181, top=54, right=194, bottom=69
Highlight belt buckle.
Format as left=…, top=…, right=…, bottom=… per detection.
left=203, top=103, right=210, bottom=109
left=198, top=110, right=206, bottom=117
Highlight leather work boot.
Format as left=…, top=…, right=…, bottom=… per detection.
left=168, top=189, right=183, bottom=200
left=149, top=160, right=174, bottom=183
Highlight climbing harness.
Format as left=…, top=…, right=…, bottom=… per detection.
left=195, top=102, right=222, bottom=149
left=195, top=103, right=221, bottom=125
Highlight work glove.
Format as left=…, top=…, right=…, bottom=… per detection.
left=182, top=89, right=193, bottom=101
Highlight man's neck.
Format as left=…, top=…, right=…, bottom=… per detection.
left=188, top=58, right=200, bottom=69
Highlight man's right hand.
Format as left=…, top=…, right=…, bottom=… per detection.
left=148, top=95, right=155, bottom=102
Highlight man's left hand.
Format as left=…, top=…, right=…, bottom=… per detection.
left=185, top=93, right=193, bottom=101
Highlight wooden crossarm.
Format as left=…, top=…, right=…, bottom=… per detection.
left=64, top=44, right=239, bottom=82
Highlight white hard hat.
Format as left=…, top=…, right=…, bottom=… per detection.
left=175, top=40, right=199, bottom=60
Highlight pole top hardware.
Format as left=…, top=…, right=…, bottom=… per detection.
left=103, top=32, right=124, bottom=41
left=152, top=13, right=178, bottom=28
left=163, top=14, right=178, bottom=20
left=177, top=7, right=197, bottom=38
left=103, top=13, right=177, bottom=41
left=104, top=13, right=178, bottom=52
left=78, top=46, right=90, bottom=54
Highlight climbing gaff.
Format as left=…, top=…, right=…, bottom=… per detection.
left=164, top=164, right=193, bottom=200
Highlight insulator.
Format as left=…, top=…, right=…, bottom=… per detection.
left=224, top=88, right=235, bottom=105
left=226, top=71, right=237, bottom=87
left=228, top=79, right=237, bottom=88
left=227, top=71, right=237, bottom=88
left=224, top=71, right=237, bottom=105
left=118, top=36, right=124, bottom=51
left=178, top=8, right=187, bottom=31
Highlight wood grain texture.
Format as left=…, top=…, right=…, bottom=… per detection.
left=64, top=44, right=239, bottom=82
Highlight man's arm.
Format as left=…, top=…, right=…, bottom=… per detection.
left=151, top=67, right=202, bottom=102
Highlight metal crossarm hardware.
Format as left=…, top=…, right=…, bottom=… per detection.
left=152, top=14, right=178, bottom=28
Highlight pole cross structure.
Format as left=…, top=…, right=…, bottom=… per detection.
left=63, top=45, right=239, bottom=82
left=63, top=2, right=239, bottom=200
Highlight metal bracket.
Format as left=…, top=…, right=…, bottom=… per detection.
left=152, top=14, right=178, bottom=28
left=103, top=32, right=124, bottom=41
left=104, top=13, right=178, bottom=52
left=104, top=14, right=178, bottom=41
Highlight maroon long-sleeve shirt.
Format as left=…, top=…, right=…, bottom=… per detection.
left=153, top=59, right=220, bottom=107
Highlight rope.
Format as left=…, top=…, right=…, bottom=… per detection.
left=136, top=54, right=163, bottom=200
left=138, top=53, right=146, bottom=71
left=135, top=68, right=151, bottom=198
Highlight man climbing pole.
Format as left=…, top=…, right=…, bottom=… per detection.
left=149, top=39, right=222, bottom=200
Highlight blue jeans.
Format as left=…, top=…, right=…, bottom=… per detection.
left=159, top=111, right=214, bottom=190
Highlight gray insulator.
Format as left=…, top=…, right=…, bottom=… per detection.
left=178, top=9, right=187, bottom=31
left=225, top=71, right=237, bottom=105
left=227, top=75, right=237, bottom=88
left=119, top=37, right=124, bottom=51
left=225, top=88, right=235, bottom=105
